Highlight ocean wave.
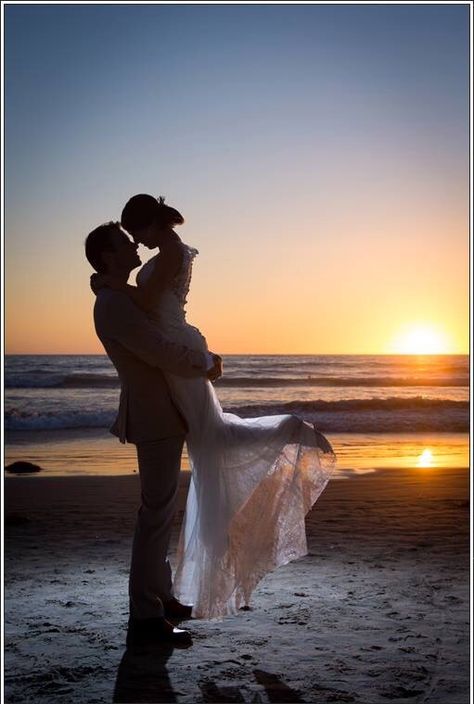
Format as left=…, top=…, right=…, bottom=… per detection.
left=5, top=398, right=468, bottom=433
left=232, top=398, right=467, bottom=412
left=5, top=409, right=116, bottom=432
left=5, top=373, right=120, bottom=389
left=216, top=376, right=469, bottom=388
left=5, top=375, right=69, bottom=389
left=226, top=398, right=469, bottom=433
left=4, top=373, right=469, bottom=389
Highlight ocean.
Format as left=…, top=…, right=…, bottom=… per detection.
left=4, top=354, right=469, bottom=476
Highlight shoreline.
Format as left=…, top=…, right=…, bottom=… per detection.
left=4, top=465, right=470, bottom=485
left=5, top=429, right=470, bottom=478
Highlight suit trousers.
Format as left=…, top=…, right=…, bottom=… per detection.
left=129, top=434, right=185, bottom=619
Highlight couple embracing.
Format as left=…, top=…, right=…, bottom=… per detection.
left=85, top=194, right=336, bottom=647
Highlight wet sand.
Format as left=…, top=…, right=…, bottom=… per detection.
left=4, top=467, right=470, bottom=703
left=5, top=429, right=469, bottom=477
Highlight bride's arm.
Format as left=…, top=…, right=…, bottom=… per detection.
left=90, top=276, right=150, bottom=311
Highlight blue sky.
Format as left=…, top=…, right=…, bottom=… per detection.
left=5, top=3, right=470, bottom=353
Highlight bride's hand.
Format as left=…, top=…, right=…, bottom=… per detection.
left=207, top=353, right=223, bottom=382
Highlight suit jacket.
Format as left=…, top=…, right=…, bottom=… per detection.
left=94, top=289, right=208, bottom=444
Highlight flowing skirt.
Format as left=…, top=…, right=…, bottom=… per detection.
left=162, top=323, right=336, bottom=619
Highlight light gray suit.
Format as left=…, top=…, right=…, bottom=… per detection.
left=94, top=288, right=208, bottom=618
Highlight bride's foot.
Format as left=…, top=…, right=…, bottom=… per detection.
left=164, top=597, right=193, bottom=620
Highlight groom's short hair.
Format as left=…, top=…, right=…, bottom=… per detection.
left=85, top=222, right=121, bottom=273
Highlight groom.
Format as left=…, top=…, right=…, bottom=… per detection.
left=85, top=221, right=221, bottom=646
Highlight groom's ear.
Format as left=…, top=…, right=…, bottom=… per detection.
left=97, top=244, right=114, bottom=272
left=101, top=250, right=113, bottom=271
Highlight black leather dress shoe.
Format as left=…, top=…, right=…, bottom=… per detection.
left=163, top=597, right=193, bottom=620
left=126, top=616, right=192, bottom=647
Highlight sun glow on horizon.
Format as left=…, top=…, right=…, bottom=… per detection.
left=390, top=325, right=451, bottom=355
left=417, top=449, right=434, bottom=468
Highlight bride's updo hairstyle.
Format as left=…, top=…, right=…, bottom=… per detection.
left=121, top=194, right=184, bottom=233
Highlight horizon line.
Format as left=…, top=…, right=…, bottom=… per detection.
left=4, top=352, right=469, bottom=357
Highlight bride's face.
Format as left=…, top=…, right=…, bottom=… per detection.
left=131, top=223, right=158, bottom=249
left=132, top=223, right=176, bottom=249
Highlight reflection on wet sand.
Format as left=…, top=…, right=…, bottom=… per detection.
left=332, top=432, right=468, bottom=473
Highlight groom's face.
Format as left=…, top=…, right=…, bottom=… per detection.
left=108, top=230, right=142, bottom=272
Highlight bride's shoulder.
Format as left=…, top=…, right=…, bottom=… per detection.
left=170, top=240, right=199, bottom=266
left=170, top=239, right=198, bottom=253
left=181, top=242, right=199, bottom=258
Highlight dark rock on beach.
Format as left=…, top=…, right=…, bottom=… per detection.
left=6, top=461, right=43, bottom=475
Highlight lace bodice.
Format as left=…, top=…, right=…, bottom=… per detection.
left=136, top=243, right=199, bottom=324
left=170, top=244, right=199, bottom=308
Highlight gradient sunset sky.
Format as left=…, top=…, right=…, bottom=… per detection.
left=5, top=3, right=469, bottom=354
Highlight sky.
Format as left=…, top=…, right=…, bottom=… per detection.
left=4, top=3, right=470, bottom=354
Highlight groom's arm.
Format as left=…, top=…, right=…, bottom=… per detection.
left=97, top=291, right=209, bottom=377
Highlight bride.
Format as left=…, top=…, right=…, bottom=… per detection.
left=100, top=194, right=336, bottom=619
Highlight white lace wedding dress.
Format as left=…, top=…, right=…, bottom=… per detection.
left=137, top=243, right=336, bottom=619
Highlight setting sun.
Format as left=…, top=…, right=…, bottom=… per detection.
left=390, top=326, right=450, bottom=355
left=417, top=449, right=434, bottom=468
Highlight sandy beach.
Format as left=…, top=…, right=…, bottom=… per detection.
left=4, top=466, right=469, bottom=704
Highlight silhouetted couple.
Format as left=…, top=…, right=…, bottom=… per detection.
left=86, top=194, right=335, bottom=646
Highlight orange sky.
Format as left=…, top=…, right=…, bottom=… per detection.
left=5, top=5, right=469, bottom=355
left=6, top=204, right=469, bottom=354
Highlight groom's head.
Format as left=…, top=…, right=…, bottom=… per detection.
left=85, top=222, right=141, bottom=274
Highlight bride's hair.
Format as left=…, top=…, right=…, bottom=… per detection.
left=121, top=194, right=184, bottom=233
